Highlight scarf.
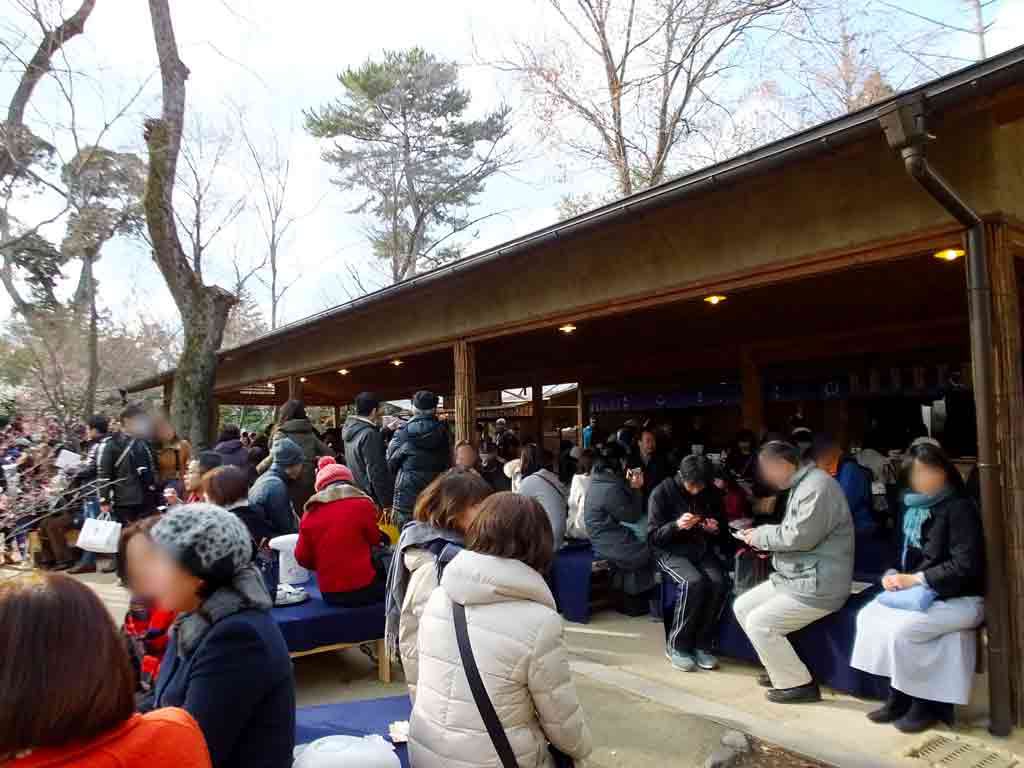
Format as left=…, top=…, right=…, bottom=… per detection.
left=901, top=487, right=953, bottom=569
left=384, top=521, right=464, bottom=658
left=173, top=564, right=272, bottom=659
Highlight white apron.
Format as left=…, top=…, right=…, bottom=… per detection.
left=851, top=594, right=984, bottom=704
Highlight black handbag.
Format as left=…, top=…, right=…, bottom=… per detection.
left=452, top=601, right=575, bottom=768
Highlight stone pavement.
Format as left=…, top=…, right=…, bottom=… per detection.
left=57, top=569, right=1024, bottom=768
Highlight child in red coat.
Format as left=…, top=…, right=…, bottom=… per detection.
left=296, top=457, right=385, bottom=607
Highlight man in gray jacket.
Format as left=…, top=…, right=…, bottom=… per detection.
left=735, top=440, right=854, bottom=703
left=342, top=392, right=394, bottom=511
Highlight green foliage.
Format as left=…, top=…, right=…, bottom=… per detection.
left=305, top=48, right=513, bottom=283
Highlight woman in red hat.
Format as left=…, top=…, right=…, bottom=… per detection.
left=295, top=457, right=386, bottom=606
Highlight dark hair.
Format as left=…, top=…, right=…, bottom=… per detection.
left=520, top=443, right=544, bottom=479
left=278, top=399, right=307, bottom=425
left=759, top=440, right=801, bottom=467
left=87, top=414, right=109, bottom=435
left=355, top=392, right=380, bottom=417
left=577, top=449, right=594, bottom=475
left=678, top=454, right=710, bottom=486
left=593, top=440, right=627, bottom=475
left=253, top=434, right=269, bottom=450
left=120, top=403, right=146, bottom=422
left=466, top=492, right=554, bottom=574
left=413, top=467, right=493, bottom=532
left=202, top=465, right=250, bottom=506
left=196, top=450, right=224, bottom=475
left=217, top=424, right=241, bottom=443
left=908, top=443, right=966, bottom=494
left=640, top=427, right=657, bottom=440
left=117, top=516, right=161, bottom=584
left=479, top=440, right=498, bottom=455
left=809, top=433, right=840, bottom=463
left=735, top=429, right=755, bottom=446
left=0, top=574, right=135, bottom=754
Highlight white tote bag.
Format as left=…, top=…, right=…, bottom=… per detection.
left=76, top=512, right=122, bottom=554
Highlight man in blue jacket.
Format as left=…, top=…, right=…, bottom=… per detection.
left=248, top=437, right=304, bottom=536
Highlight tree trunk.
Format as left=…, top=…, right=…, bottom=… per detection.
left=172, top=286, right=235, bottom=449
left=81, top=252, right=99, bottom=419
left=144, top=0, right=237, bottom=447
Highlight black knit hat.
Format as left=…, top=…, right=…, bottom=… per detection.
left=413, top=390, right=438, bottom=411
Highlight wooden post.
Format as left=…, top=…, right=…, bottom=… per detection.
left=532, top=379, right=545, bottom=449
left=453, top=340, right=477, bottom=446
left=740, top=347, right=764, bottom=436
left=987, top=221, right=1024, bottom=723
left=288, top=376, right=303, bottom=401
left=206, top=396, right=220, bottom=450
left=333, top=405, right=341, bottom=429
left=162, top=379, right=174, bottom=414
left=576, top=384, right=585, bottom=446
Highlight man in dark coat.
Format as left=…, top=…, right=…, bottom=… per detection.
left=386, top=391, right=451, bottom=525
left=214, top=424, right=249, bottom=469
left=342, top=392, right=394, bottom=510
left=97, top=404, right=158, bottom=572
left=648, top=454, right=728, bottom=672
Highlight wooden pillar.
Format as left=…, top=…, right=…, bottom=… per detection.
left=988, top=221, right=1024, bottom=723
left=288, top=375, right=303, bottom=401
left=532, top=379, right=545, bottom=449
left=576, top=384, right=585, bottom=446
left=162, top=379, right=174, bottom=414
left=740, top=347, right=764, bottom=437
left=206, top=396, right=220, bottom=450
left=453, top=340, right=477, bottom=446
left=333, top=405, right=341, bottom=429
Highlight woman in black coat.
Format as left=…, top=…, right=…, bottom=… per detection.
left=583, top=442, right=655, bottom=596
left=851, top=443, right=985, bottom=734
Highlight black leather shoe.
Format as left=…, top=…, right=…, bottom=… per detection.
left=894, top=699, right=939, bottom=734
left=868, top=688, right=911, bottom=724
left=758, top=671, right=772, bottom=688
left=767, top=682, right=821, bottom=704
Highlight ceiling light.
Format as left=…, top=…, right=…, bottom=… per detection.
left=704, top=295, right=727, bottom=306
left=265, top=383, right=274, bottom=389
left=934, top=248, right=964, bottom=262
left=558, top=323, right=577, bottom=334
left=391, top=359, right=404, bottom=367
left=299, top=377, right=308, bottom=383
left=338, top=369, right=350, bottom=376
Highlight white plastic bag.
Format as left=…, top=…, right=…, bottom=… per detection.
left=270, top=533, right=309, bottom=585
left=293, top=735, right=400, bottom=768
left=76, top=512, right=122, bottom=554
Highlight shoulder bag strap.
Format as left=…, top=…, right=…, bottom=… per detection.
left=452, top=601, right=520, bottom=768
left=535, top=472, right=568, bottom=501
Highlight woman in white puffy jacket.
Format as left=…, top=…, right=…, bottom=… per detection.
left=384, top=469, right=494, bottom=702
left=409, top=492, right=593, bottom=768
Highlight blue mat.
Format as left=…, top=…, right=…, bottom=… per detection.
left=551, top=542, right=596, bottom=624
left=713, top=583, right=890, bottom=699
left=296, top=696, right=412, bottom=768
left=272, top=575, right=386, bottom=654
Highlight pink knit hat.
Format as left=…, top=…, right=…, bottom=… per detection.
left=315, top=457, right=354, bottom=492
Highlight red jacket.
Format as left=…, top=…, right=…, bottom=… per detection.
left=14, top=709, right=210, bottom=768
left=295, top=483, right=382, bottom=594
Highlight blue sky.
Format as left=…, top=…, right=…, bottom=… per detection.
left=2, top=0, right=1022, bottom=331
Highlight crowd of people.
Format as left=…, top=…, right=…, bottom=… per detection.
left=0, top=391, right=988, bottom=766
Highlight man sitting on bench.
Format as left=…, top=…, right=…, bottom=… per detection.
left=734, top=440, right=854, bottom=704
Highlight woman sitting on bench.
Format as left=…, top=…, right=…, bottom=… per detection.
left=851, top=443, right=985, bottom=733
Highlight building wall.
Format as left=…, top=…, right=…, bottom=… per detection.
left=215, top=106, right=1008, bottom=392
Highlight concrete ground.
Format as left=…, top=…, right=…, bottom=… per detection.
left=43, top=570, right=1024, bottom=767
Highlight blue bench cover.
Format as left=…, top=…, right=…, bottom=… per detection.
left=272, top=575, right=386, bottom=654
left=296, top=695, right=412, bottom=768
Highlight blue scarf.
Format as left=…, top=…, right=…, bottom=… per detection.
left=901, top=487, right=953, bottom=569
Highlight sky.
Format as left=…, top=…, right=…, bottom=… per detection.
left=3, top=0, right=1024, bottom=332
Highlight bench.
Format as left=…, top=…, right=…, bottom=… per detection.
left=272, top=575, right=391, bottom=683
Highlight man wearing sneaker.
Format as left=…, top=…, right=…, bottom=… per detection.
left=735, top=440, right=854, bottom=703
left=648, top=454, right=728, bottom=673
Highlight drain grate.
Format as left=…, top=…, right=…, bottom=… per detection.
left=910, top=735, right=1019, bottom=768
